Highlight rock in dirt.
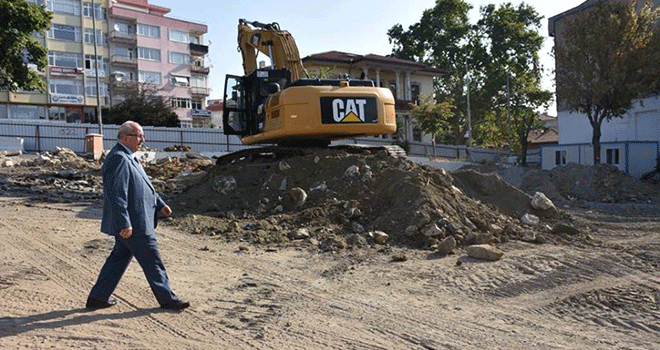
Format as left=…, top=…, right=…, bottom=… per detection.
left=437, top=236, right=456, bottom=255
left=466, top=244, right=504, bottom=261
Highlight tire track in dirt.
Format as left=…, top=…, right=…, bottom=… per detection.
left=0, top=208, right=262, bottom=350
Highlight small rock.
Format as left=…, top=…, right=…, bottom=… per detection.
left=423, top=223, right=443, bottom=237
left=370, top=230, right=389, bottom=244
left=521, top=213, right=539, bottom=226
left=552, top=222, right=580, bottom=235
left=351, top=221, right=365, bottom=233
left=405, top=225, right=418, bottom=236
left=466, top=244, right=504, bottom=261
left=344, top=165, right=360, bottom=176
left=278, top=161, right=291, bottom=171
left=437, top=236, right=456, bottom=255
left=289, top=228, right=310, bottom=240
left=531, top=192, right=556, bottom=211
left=290, top=187, right=307, bottom=207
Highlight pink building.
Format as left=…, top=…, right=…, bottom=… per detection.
left=108, top=0, right=209, bottom=127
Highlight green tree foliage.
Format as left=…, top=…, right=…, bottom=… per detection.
left=388, top=0, right=474, bottom=145
left=555, top=0, right=660, bottom=164
left=388, top=0, right=551, bottom=158
left=476, top=3, right=552, bottom=164
left=410, top=95, right=454, bottom=148
left=105, top=84, right=180, bottom=127
left=0, top=0, right=51, bottom=92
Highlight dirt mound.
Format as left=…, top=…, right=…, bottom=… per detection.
left=520, top=163, right=659, bottom=204
left=172, top=147, right=543, bottom=251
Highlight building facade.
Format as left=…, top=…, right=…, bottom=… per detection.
left=301, top=51, right=446, bottom=143
left=0, top=0, right=210, bottom=127
left=548, top=0, right=660, bottom=160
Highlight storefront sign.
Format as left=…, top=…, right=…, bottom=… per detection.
left=192, top=109, right=211, bottom=116
left=50, top=67, right=83, bottom=77
left=50, top=94, right=84, bottom=105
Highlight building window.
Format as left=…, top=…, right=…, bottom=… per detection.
left=169, top=29, right=189, bottom=43
left=191, top=99, right=202, bottom=109
left=49, top=78, right=83, bottom=95
left=170, top=75, right=190, bottom=87
left=189, top=35, right=200, bottom=44
left=138, top=47, right=161, bottom=61
left=412, top=127, right=422, bottom=142
left=389, top=82, right=397, bottom=99
left=411, top=84, right=420, bottom=103
left=49, top=51, right=83, bottom=68
left=171, top=97, right=191, bottom=109
left=83, top=2, right=106, bottom=20
left=47, top=0, right=81, bottom=16
left=137, top=23, right=160, bottom=38
left=606, top=148, right=620, bottom=165
left=8, top=104, right=47, bottom=120
left=25, top=0, right=46, bottom=5
left=138, top=71, right=161, bottom=85
left=85, top=55, right=108, bottom=75
left=169, top=52, right=190, bottom=65
left=85, top=79, right=108, bottom=96
left=191, top=75, right=207, bottom=88
left=48, top=24, right=81, bottom=42
left=84, top=29, right=106, bottom=46
left=555, top=150, right=567, bottom=166
left=113, top=22, right=132, bottom=34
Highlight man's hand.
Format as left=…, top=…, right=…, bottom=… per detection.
left=160, top=205, right=172, bottom=217
left=119, top=227, right=133, bottom=239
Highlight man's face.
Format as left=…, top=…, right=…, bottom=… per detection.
left=121, top=126, right=145, bottom=152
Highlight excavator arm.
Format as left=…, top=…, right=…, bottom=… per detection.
left=237, top=19, right=307, bottom=82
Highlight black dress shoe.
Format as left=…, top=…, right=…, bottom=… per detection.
left=160, top=300, right=190, bottom=310
left=86, top=297, right=118, bottom=309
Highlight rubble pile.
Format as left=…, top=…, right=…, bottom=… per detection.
left=519, top=163, right=660, bottom=204
left=172, top=147, right=564, bottom=251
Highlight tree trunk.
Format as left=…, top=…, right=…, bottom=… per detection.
left=592, top=123, right=602, bottom=164
left=520, top=136, right=528, bottom=166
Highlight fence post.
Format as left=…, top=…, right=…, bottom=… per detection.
left=35, top=124, right=41, bottom=153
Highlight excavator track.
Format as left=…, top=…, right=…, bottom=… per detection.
left=215, top=144, right=406, bottom=167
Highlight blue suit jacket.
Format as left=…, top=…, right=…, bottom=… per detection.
left=100, top=143, right=165, bottom=236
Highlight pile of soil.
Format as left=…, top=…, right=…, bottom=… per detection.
left=171, top=147, right=549, bottom=251
left=519, top=163, right=660, bottom=204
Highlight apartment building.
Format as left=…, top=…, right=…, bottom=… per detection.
left=302, top=51, right=446, bottom=143
left=0, top=0, right=210, bottom=127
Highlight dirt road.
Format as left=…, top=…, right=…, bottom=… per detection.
left=1, top=196, right=659, bottom=349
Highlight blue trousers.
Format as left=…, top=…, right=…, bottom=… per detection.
left=88, top=233, right=179, bottom=306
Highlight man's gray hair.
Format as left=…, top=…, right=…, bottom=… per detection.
left=117, top=121, right=139, bottom=138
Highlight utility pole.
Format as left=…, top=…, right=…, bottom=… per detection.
left=506, top=74, right=511, bottom=150
left=91, top=0, right=103, bottom=135
left=465, top=59, right=471, bottom=147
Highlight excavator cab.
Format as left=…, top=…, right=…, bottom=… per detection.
left=222, top=68, right=291, bottom=136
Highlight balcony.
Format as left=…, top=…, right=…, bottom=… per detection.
left=191, top=65, right=210, bottom=75
left=189, top=43, right=208, bottom=56
left=190, top=86, right=210, bottom=97
left=109, top=31, right=137, bottom=45
left=111, top=80, right=136, bottom=92
left=111, top=55, right=137, bottom=67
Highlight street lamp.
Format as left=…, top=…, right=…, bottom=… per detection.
left=91, top=0, right=102, bottom=135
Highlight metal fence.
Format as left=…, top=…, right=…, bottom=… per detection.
left=0, top=119, right=534, bottom=164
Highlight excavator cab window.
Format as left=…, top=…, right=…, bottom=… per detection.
left=222, top=75, right=248, bottom=135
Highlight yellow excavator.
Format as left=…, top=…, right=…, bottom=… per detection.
left=222, top=19, right=397, bottom=147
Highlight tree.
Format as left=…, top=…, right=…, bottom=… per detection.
left=105, top=83, right=180, bottom=127
left=388, top=0, right=551, bottom=155
left=0, top=0, right=51, bottom=92
left=410, top=95, right=454, bottom=156
left=388, top=0, right=475, bottom=145
left=476, top=3, right=552, bottom=164
left=555, top=0, right=660, bottom=164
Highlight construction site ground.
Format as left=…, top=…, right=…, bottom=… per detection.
left=1, top=148, right=659, bottom=349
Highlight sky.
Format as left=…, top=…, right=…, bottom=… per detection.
left=154, top=0, right=579, bottom=115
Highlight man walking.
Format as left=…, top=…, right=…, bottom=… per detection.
left=87, top=121, right=189, bottom=310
